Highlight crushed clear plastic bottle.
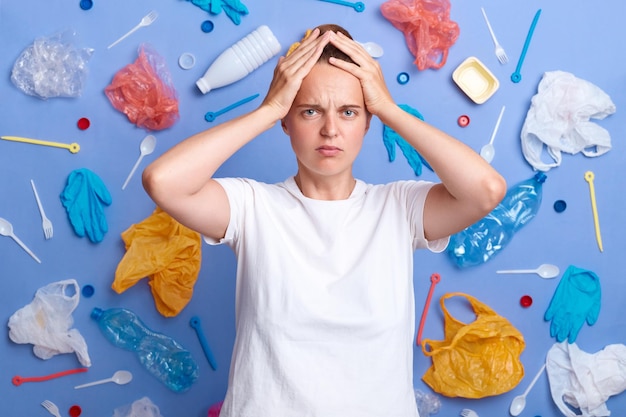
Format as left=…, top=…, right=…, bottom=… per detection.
left=91, top=307, right=199, bottom=392
left=447, top=172, right=547, bottom=268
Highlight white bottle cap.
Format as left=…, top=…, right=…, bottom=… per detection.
left=196, top=78, right=211, bottom=94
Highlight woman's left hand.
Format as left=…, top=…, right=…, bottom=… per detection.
left=327, top=31, right=395, bottom=116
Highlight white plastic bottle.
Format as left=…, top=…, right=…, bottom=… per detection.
left=196, top=25, right=282, bottom=94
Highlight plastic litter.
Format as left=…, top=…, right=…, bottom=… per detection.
left=60, top=168, right=112, bottom=243
left=8, top=279, right=92, bottom=367
left=77, top=117, right=90, bottom=130
left=201, top=20, right=215, bottom=33
left=414, top=389, right=441, bottom=416
left=12, top=367, right=88, bottom=386
left=421, top=292, right=525, bottom=398
left=92, top=307, right=199, bottom=392
left=185, top=0, right=248, bottom=25
left=521, top=71, right=615, bottom=172
left=318, top=0, right=365, bottom=12
left=448, top=172, right=546, bottom=268
left=112, top=207, right=202, bottom=317
left=382, top=104, right=432, bottom=176
left=105, top=44, right=179, bottom=131
left=196, top=25, right=280, bottom=94
left=511, top=9, right=541, bottom=83
left=207, top=401, right=223, bottom=417
left=11, top=29, right=93, bottom=99
left=113, top=397, right=164, bottom=417
left=546, top=342, right=626, bottom=417
left=544, top=265, right=601, bottom=343
left=397, top=72, right=410, bottom=84
left=381, top=0, right=460, bottom=70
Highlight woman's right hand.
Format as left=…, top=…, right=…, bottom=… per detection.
left=260, top=28, right=331, bottom=121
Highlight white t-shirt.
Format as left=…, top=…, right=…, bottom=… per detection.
left=205, top=177, right=448, bottom=417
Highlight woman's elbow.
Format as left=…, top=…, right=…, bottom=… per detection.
left=142, top=163, right=167, bottom=202
left=480, top=172, right=507, bottom=214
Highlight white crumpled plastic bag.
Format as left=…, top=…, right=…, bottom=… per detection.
left=113, top=397, right=164, bottom=417
left=8, top=279, right=91, bottom=366
left=521, top=71, right=616, bottom=172
left=546, top=341, right=626, bottom=417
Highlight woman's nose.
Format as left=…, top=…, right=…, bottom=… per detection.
left=321, top=115, right=338, bottom=137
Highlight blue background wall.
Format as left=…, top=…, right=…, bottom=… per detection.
left=1, top=0, right=625, bottom=416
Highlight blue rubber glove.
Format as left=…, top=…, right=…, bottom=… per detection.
left=382, top=104, right=432, bottom=176
left=544, top=265, right=601, bottom=343
left=186, top=0, right=249, bottom=25
left=60, top=168, right=112, bottom=243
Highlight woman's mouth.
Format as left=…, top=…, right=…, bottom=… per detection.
left=316, top=145, right=342, bottom=156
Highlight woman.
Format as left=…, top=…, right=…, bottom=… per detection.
left=143, top=24, right=506, bottom=417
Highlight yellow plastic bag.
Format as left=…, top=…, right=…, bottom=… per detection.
left=113, top=207, right=202, bottom=317
left=421, top=292, right=525, bottom=398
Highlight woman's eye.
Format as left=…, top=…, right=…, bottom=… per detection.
left=344, top=109, right=355, bottom=117
left=304, top=109, right=317, bottom=116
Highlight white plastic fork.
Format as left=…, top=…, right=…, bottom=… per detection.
left=108, top=10, right=158, bottom=49
left=41, top=400, right=62, bottom=417
left=31, top=179, right=53, bottom=240
left=460, top=409, right=479, bottom=417
left=481, top=7, right=508, bottom=64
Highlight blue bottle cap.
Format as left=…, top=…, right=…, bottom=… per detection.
left=79, top=0, right=93, bottom=10
left=554, top=199, right=567, bottom=213
left=91, top=307, right=104, bottom=320
left=82, top=284, right=95, bottom=297
left=397, top=72, right=409, bottom=85
left=201, top=20, right=214, bottom=33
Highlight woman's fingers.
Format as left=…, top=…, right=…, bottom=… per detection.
left=262, top=29, right=331, bottom=117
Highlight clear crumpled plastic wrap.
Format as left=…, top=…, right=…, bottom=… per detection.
left=113, top=397, right=164, bottom=417
left=11, top=29, right=93, bottom=99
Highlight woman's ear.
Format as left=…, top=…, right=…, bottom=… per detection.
left=281, top=118, right=289, bottom=134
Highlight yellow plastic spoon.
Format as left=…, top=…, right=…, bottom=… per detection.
left=1, top=135, right=80, bottom=154
left=584, top=171, right=603, bottom=252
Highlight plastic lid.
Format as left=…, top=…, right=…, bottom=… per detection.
left=69, top=405, right=82, bottom=417
left=520, top=295, right=533, bottom=308
left=178, top=53, right=196, bottom=70
left=90, top=307, right=104, bottom=320
left=82, top=284, right=95, bottom=298
left=201, top=20, right=214, bottom=33
left=77, top=117, right=90, bottom=130
left=79, top=0, right=93, bottom=10
left=196, top=78, right=211, bottom=94
left=457, top=115, right=470, bottom=127
left=554, top=200, right=567, bottom=213
left=397, top=72, right=409, bottom=85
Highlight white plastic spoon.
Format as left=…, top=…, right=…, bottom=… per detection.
left=122, top=135, right=157, bottom=190
left=496, top=263, right=560, bottom=279
left=480, top=105, right=505, bottom=163
left=74, top=370, right=133, bottom=389
left=509, top=363, right=546, bottom=416
left=357, top=41, right=384, bottom=58
left=0, top=217, right=41, bottom=263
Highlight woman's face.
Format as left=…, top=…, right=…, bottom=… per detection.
left=282, top=62, right=371, bottom=180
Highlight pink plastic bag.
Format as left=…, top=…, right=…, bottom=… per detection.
left=381, top=0, right=460, bottom=70
left=105, top=44, right=179, bottom=131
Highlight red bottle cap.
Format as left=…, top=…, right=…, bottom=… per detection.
left=77, top=117, right=90, bottom=130
left=69, top=405, right=82, bottom=417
